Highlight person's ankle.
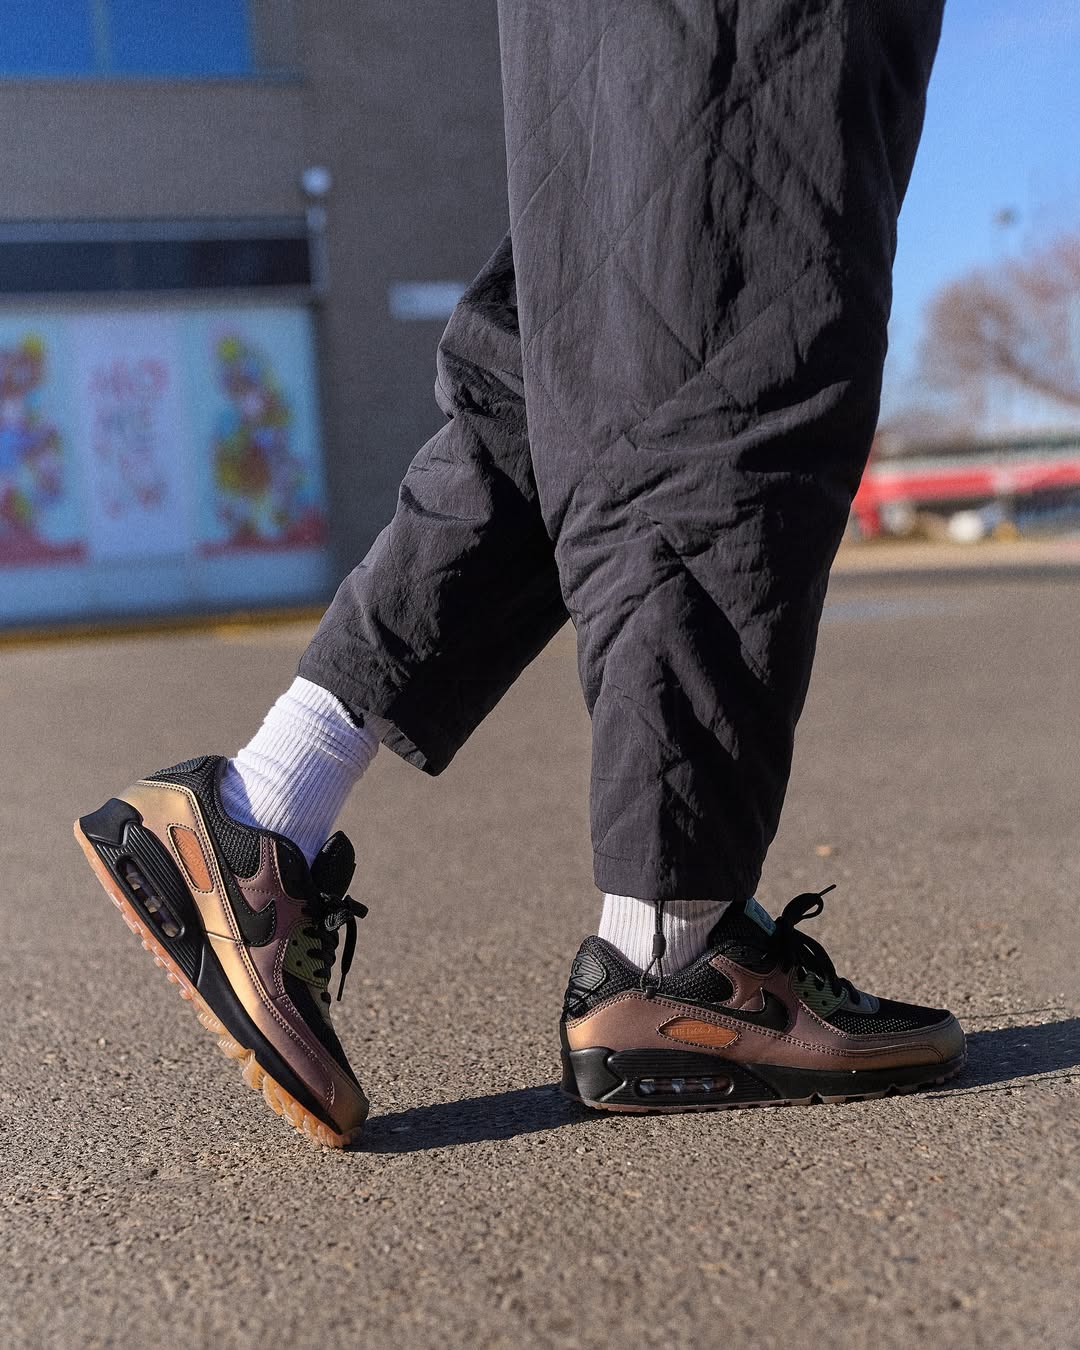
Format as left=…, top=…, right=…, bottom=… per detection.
left=219, top=677, right=379, bottom=864
left=597, top=895, right=730, bottom=973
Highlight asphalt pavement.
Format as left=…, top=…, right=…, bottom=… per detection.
left=2, top=572, right=1078, bottom=1349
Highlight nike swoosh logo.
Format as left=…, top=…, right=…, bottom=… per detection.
left=195, top=815, right=276, bottom=945
left=152, top=773, right=278, bottom=948
left=722, top=991, right=790, bottom=1031
left=221, top=866, right=276, bottom=947
left=682, top=991, right=791, bottom=1033
left=192, top=807, right=276, bottom=947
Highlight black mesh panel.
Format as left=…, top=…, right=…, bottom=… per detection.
left=563, top=937, right=738, bottom=1019
left=828, top=997, right=949, bottom=1036
left=707, top=904, right=775, bottom=973
left=664, top=957, right=736, bottom=1005
left=147, top=755, right=261, bottom=878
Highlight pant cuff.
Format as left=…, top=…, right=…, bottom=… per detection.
left=593, top=854, right=759, bottom=904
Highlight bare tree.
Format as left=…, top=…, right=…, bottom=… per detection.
left=918, top=231, right=1080, bottom=416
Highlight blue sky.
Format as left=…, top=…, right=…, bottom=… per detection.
left=883, top=0, right=1080, bottom=417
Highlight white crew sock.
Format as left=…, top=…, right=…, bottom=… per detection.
left=598, top=894, right=731, bottom=974
left=219, top=676, right=381, bottom=864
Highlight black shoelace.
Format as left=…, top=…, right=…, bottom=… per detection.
left=640, top=885, right=859, bottom=1004
left=305, top=892, right=368, bottom=1004
left=769, top=886, right=860, bottom=1003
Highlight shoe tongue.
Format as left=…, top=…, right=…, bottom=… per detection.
left=707, top=898, right=777, bottom=970
left=710, top=897, right=775, bottom=942
left=310, top=831, right=355, bottom=897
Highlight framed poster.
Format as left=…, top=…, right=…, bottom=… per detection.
left=0, top=301, right=332, bottom=625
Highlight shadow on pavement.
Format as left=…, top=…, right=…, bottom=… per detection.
left=357, top=1019, right=1080, bottom=1152
left=928, top=1017, right=1080, bottom=1098
left=358, top=1083, right=590, bottom=1154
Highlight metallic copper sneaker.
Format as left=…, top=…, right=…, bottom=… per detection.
left=561, top=890, right=965, bottom=1112
left=74, top=755, right=369, bottom=1148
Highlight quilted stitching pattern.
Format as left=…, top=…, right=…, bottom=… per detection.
left=302, top=0, right=946, bottom=900
left=494, top=2, right=926, bottom=891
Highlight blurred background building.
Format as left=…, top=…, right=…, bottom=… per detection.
left=0, top=0, right=507, bottom=625
left=1, top=1, right=1078, bottom=627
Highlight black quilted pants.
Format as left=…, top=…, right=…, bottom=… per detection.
left=300, top=1, right=945, bottom=901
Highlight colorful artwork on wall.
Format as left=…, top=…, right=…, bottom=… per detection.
left=184, top=308, right=328, bottom=554
left=71, top=312, right=193, bottom=561
left=0, top=303, right=331, bottom=623
left=0, top=323, right=84, bottom=566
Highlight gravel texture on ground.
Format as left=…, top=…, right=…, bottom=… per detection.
left=2, top=575, right=1077, bottom=1350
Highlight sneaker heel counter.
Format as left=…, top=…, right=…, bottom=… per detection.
left=78, top=796, right=143, bottom=846
left=562, top=939, right=615, bottom=1021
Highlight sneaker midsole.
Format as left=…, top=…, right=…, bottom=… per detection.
left=561, top=1029, right=964, bottom=1108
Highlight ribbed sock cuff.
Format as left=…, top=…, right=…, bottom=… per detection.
left=219, top=676, right=379, bottom=864
left=597, top=894, right=730, bottom=973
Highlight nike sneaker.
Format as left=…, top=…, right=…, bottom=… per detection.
left=561, top=890, right=965, bottom=1112
left=74, top=755, right=369, bottom=1147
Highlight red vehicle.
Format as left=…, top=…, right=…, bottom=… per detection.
left=852, top=434, right=1080, bottom=538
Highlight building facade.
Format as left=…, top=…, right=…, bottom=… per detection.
left=0, top=0, right=508, bottom=624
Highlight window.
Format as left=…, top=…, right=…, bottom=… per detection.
left=0, top=1, right=296, bottom=78
left=0, top=221, right=313, bottom=295
left=108, top=0, right=251, bottom=77
left=2, top=2, right=96, bottom=76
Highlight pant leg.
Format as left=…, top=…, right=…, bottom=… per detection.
left=299, top=233, right=568, bottom=773
left=496, top=0, right=944, bottom=899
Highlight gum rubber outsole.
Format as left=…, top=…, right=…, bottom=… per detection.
left=74, top=820, right=365, bottom=1149
left=563, top=1060, right=965, bottom=1114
